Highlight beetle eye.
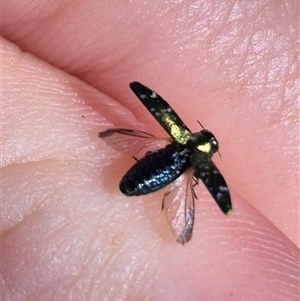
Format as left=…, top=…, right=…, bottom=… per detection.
left=210, top=137, right=219, bottom=153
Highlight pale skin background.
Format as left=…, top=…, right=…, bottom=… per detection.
left=1, top=1, right=299, bottom=300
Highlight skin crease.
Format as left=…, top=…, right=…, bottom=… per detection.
left=1, top=0, right=299, bottom=300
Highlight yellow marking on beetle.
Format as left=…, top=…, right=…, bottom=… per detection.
left=162, top=115, right=191, bottom=144
left=225, top=209, right=232, bottom=215
left=197, top=142, right=211, bottom=154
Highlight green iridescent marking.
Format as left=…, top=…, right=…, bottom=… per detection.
left=162, top=115, right=191, bottom=144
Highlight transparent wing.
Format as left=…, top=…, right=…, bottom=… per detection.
left=130, top=82, right=192, bottom=145
left=98, top=128, right=171, bottom=159
left=162, top=169, right=196, bottom=245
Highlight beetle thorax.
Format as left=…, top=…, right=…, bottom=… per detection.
left=188, top=130, right=219, bottom=156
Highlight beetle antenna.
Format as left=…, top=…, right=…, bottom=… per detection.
left=197, top=120, right=205, bottom=129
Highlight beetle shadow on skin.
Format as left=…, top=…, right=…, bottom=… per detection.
left=96, top=153, right=133, bottom=194
left=97, top=150, right=172, bottom=240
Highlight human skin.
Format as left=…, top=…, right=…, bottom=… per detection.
left=1, top=1, right=299, bottom=300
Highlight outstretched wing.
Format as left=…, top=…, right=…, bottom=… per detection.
left=130, top=82, right=192, bottom=145
left=99, top=128, right=171, bottom=159
left=194, top=158, right=232, bottom=214
left=162, top=169, right=196, bottom=245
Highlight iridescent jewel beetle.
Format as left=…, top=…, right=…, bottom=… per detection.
left=99, top=82, right=232, bottom=244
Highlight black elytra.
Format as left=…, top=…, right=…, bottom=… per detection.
left=99, top=82, right=232, bottom=244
